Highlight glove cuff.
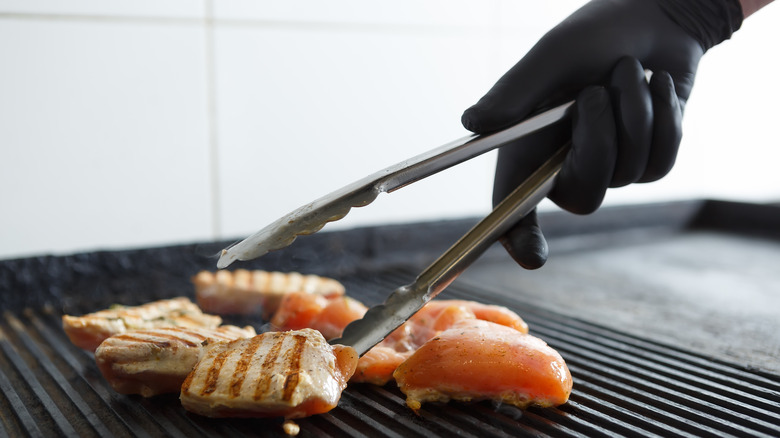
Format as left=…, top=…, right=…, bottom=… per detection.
left=657, top=0, right=744, bottom=51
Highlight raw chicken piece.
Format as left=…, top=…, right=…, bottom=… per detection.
left=95, top=325, right=256, bottom=397
left=62, top=297, right=222, bottom=352
left=180, top=329, right=358, bottom=419
left=379, top=299, right=528, bottom=352
left=270, top=292, right=367, bottom=340
left=193, top=270, right=345, bottom=318
left=352, top=300, right=528, bottom=385
left=351, top=346, right=411, bottom=386
left=429, top=300, right=529, bottom=333
left=393, top=319, right=572, bottom=411
left=264, top=294, right=530, bottom=387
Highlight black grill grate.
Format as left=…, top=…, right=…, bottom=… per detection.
left=2, top=201, right=780, bottom=437
left=1, top=267, right=779, bottom=438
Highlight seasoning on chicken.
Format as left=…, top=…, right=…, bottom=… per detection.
left=270, top=292, right=368, bottom=340
left=180, top=329, right=358, bottom=419
left=393, top=319, right=572, bottom=411
left=352, top=299, right=529, bottom=385
left=192, top=269, right=345, bottom=318
left=62, top=297, right=223, bottom=352
left=95, top=325, right=256, bottom=397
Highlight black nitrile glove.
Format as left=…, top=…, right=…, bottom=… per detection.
left=462, top=0, right=742, bottom=269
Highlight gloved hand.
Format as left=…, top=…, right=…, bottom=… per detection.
left=461, top=0, right=742, bottom=269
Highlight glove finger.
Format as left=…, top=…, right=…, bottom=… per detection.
left=499, top=209, right=548, bottom=270
left=461, top=22, right=613, bottom=135
left=609, top=57, right=653, bottom=188
left=549, top=86, right=617, bottom=215
left=493, top=129, right=565, bottom=270
left=639, top=70, right=682, bottom=182
left=461, top=0, right=650, bottom=135
left=492, top=124, right=571, bottom=206
left=461, top=52, right=570, bottom=134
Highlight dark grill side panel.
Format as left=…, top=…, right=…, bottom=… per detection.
left=2, top=268, right=779, bottom=438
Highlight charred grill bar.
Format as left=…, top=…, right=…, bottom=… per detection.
left=1, top=200, right=780, bottom=437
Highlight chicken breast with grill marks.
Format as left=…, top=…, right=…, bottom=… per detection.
left=192, top=270, right=345, bottom=318
left=62, top=297, right=223, bottom=352
left=95, top=325, right=256, bottom=397
left=180, top=329, right=358, bottom=419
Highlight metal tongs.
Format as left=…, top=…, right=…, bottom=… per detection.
left=218, top=101, right=574, bottom=355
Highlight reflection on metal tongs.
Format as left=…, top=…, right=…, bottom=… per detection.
left=218, top=101, right=574, bottom=355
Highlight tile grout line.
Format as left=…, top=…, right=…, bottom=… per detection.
left=204, top=0, right=221, bottom=241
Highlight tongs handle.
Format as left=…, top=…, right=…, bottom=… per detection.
left=218, top=101, right=574, bottom=269
left=416, top=141, right=571, bottom=301
left=381, top=101, right=574, bottom=193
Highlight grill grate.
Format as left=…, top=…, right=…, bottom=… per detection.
left=1, top=266, right=779, bottom=438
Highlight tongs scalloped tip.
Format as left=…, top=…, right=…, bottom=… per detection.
left=216, top=101, right=574, bottom=271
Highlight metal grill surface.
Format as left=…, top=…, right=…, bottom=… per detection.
left=2, top=267, right=779, bottom=438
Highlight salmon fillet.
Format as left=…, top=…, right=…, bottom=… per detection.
left=393, top=319, right=572, bottom=411
left=270, top=292, right=367, bottom=340
left=352, top=299, right=528, bottom=385
left=95, top=325, right=256, bottom=397
left=62, top=297, right=222, bottom=352
left=180, top=329, right=358, bottom=419
left=193, top=270, right=345, bottom=318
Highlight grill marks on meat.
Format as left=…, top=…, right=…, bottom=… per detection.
left=186, top=333, right=306, bottom=401
left=181, top=329, right=358, bottom=419
left=193, top=270, right=345, bottom=318
left=95, top=325, right=255, bottom=397
left=281, top=335, right=306, bottom=402
left=230, top=335, right=263, bottom=398
left=112, top=332, right=198, bottom=348
left=203, top=349, right=231, bottom=395
left=63, top=297, right=223, bottom=351
left=253, top=334, right=286, bottom=399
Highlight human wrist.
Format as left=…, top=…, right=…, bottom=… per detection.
left=739, top=0, right=774, bottom=17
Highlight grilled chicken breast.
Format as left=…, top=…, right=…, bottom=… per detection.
left=193, top=270, right=345, bottom=318
left=394, top=319, right=572, bottom=411
left=181, top=329, right=357, bottom=419
left=62, top=297, right=222, bottom=352
left=95, top=325, right=256, bottom=397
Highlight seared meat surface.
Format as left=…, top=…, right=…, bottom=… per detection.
left=62, top=297, right=222, bottom=351
left=181, top=329, right=358, bottom=419
left=95, top=325, right=256, bottom=397
left=193, top=270, right=345, bottom=318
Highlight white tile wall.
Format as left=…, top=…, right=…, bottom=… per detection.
left=213, top=24, right=496, bottom=237
left=1, top=1, right=778, bottom=260
left=0, top=17, right=212, bottom=258
left=0, top=0, right=204, bottom=18
left=212, top=0, right=496, bottom=27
